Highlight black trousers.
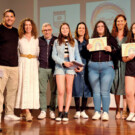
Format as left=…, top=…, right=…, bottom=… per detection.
left=74, top=97, right=87, bottom=111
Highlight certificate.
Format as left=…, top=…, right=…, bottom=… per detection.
left=122, top=43, right=135, bottom=57
left=69, top=61, right=84, bottom=70
left=88, top=37, right=107, bottom=51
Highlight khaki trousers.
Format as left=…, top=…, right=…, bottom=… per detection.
left=0, top=66, right=18, bottom=115
left=39, top=68, right=57, bottom=111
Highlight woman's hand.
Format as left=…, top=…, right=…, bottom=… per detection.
left=75, top=67, right=83, bottom=72
left=128, top=54, right=135, bottom=61
left=63, top=62, right=73, bottom=68
left=87, top=44, right=92, bottom=51
left=104, top=46, right=112, bottom=52
left=123, top=54, right=135, bottom=62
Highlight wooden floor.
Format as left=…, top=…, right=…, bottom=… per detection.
left=0, top=109, right=135, bottom=135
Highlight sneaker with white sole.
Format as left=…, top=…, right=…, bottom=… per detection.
left=92, top=111, right=101, bottom=120
left=4, top=114, right=21, bottom=121
left=126, top=113, right=134, bottom=121
left=102, top=112, right=109, bottom=121
left=62, top=112, right=69, bottom=122
left=56, top=112, right=63, bottom=121
left=38, top=111, right=46, bottom=120
left=131, top=116, right=135, bottom=122
left=74, top=111, right=80, bottom=119
left=50, top=111, right=55, bottom=119
left=80, top=111, right=89, bottom=119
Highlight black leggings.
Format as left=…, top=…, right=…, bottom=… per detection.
left=74, top=97, right=87, bottom=112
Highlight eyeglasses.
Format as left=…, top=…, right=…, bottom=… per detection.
left=42, top=29, right=52, bottom=32
left=97, top=25, right=104, bottom=28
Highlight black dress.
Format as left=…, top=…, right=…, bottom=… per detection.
left=125, top=58, right=135, bottom=76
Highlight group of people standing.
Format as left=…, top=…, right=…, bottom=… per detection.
left=0, top=9, right=135, bottom=124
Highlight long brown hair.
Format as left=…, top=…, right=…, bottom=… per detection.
left=75, top=22, right=89, bottom=41
left=18, top=18, right=38, bottom=39
left=127, top=23, right=135, bottom=43
left=91, top=20, right=111, bottom=38
left=58, top=22, right=75, bottom=47
left=111, top=14, right=128, bottom=38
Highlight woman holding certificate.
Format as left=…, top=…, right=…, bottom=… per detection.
left=87, top=20, right=119, bottom=120
left=123, top=23, right=135, bottom=121
left=52, top=22, right=82, bottom=121
left=73, top=22, right=92, bottom=119
left=111, top=14, right=129, bottom=119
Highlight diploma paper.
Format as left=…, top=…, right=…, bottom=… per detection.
left=69, top=61, right=84, bottom=70
left=89, top=37, right=107, bottom=51
left=122, top=43, right=135, bottom=57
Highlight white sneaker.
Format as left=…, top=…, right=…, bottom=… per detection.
left=131, top=116, right=135, bottom=122
left=126, top=113, right=134, bottom=121
left=4, top=114, right=21, bottom=121
left=92, top=111, right=101, bottom=120
left=74, top=111, right=80, bottom=119
left=38, top=111, right=46, bottom=120
left=102, top=112, right=109, bottom=121
left=50, top=111, right=55, bottom=119
left=80, top=111, right=89, bottom=119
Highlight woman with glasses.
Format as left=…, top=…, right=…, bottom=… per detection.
left=87, top=20, right=119, bottom=121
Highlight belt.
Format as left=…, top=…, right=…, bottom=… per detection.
left=90, top=59, right=111, bottom=62
left=20, top=54, right=37, bottom=59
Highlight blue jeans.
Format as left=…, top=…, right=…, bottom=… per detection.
left=88, top=61, right=115, bottom=113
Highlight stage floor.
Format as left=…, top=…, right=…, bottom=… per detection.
left=0, top=109, right=135, bottom=135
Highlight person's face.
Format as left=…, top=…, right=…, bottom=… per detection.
left=116, top=16, right=127, bottom=31
left=24, top=21, right=32, bottom=34
left=42, top=25, right=52, bottom=39
left=132, top=24, right=135, bottom=35
left=61, top=24, right=69, bottom=37
left=3, top=12, right=15, bottom=28
left=78, top=24, right=85, bottom=37
left=97, top=22, right=105, bottom=36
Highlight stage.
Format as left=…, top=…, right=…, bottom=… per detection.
left=0, top=109, right=135, bottom=135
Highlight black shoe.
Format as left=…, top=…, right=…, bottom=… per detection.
left=62, top=112, right=69, bottom=121
left=55, top=112, right=63, bottom=121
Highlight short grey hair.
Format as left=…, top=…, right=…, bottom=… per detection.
left=42, top=23, right=52, bottom=30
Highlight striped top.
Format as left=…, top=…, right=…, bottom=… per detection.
left=64, top=39, right=69, bottom=57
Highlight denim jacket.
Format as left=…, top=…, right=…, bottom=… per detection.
left=52, top=39, right=82, bottom=66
